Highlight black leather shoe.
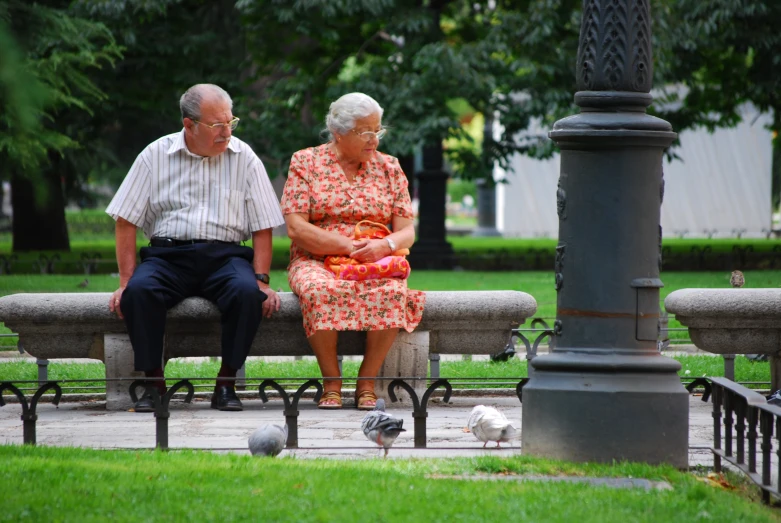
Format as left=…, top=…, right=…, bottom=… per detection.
left=133, top=389, right=159, bottom=413
left=211, top=385, right=243, bottom=411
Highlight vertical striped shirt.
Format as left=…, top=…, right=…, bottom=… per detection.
left=106, top=130, right=284, bottom=241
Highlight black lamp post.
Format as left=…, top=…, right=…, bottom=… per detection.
left=521, top=0, right=689, bottom=466
left=408, top=143, right=456, bottom=269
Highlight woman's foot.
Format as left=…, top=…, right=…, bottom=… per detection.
left=355, top=389, right=378, bottom=410
left=317, top=390, right=343, bottom=409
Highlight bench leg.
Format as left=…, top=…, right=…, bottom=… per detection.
left=104, top=334, right=144, bottom=411
left=376, top=331, right=429, bottom=404
left=36, top=359, right=49, bottom=385
left=771, top=354, right=781, bottom=393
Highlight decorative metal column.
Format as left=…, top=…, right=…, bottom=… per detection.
left=473, top=178, right=501, bottom=237
left=521, top=0, right=689, bottom=467
left=408, top=143, right=456, bottom=269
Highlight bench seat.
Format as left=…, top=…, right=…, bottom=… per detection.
left=0, top=291, right=537, bottom=409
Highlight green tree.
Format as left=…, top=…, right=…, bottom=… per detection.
left=0, top=0, right=120, bottom=251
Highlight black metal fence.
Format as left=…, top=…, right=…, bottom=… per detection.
left=708, top=377, right=781, bottom=504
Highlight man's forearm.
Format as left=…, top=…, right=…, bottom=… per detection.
left=115, top=218, right=138, bottom=287
left=252, top=228, right=273, bottom=275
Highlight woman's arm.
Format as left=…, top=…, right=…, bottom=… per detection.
left=286, top=212, right=354, bottom=256
left=350, top=215, right=415, bottom=263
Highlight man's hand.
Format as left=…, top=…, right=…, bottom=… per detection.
left=259, top=284, right=280, bottom=318
left=350, top=238, right=392, bottom=263
left=109, top=287, right=126, bottom=319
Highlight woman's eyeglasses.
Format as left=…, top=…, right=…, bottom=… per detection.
left=351, top=128, right=387, bottom=142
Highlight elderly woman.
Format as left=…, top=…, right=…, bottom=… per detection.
left=281, top=92, right=425, bottom=410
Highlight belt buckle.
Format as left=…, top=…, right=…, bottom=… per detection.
left=152, top=238, right=175, bottom=247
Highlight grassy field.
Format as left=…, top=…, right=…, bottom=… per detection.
left=0, top=354, right=770, bottom=395
left=0, top=445, right=776, bottom=522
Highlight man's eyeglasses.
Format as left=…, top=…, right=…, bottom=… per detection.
left=352, top=128, right=387, bottom=142
left=192, top=117, right=240, bottom=131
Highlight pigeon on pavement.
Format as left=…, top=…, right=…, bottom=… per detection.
left=248, top=424, right=288, bottom=457
left=467, top=405, right=518, bottom=448
left=361, top=399, right=405, bottom=458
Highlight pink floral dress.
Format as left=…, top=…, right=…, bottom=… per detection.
left=281, top=144, right=426, bottom=338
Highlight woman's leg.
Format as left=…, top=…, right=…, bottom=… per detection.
left=357, top=328, right=400, bottom=401
left=308, top=330, right=341, bottom=406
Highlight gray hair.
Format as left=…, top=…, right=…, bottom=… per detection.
left=325, top=92, right=383, bottom=140
left=180, top=84, right=233, bottom=120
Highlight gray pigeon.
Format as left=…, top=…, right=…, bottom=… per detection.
left=248, top=423, right=288, bottom=457
left=361, top=398, right=406, bottom=458
left=77, top=278, right=89, bottom=288
left=467, top=405, right=518, bottom=448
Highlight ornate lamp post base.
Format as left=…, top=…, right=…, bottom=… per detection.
left=523, top=354, right=689, bottom=466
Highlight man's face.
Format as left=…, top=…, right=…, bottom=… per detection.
left=183, top=97, right=233, bottom=157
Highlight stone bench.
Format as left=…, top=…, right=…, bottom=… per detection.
left=664, top=289, right=781, bottom=391
left=0, top=291, right=537, bottom=409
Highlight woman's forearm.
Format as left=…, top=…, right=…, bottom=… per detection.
left=286, top=213, right=352, bottom=255
left=387, top=216, right=416, bottom=251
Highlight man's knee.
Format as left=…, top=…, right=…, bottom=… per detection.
left=229, top=280, right=266, bottom=307
left=121, top=279, right=161, bottom=307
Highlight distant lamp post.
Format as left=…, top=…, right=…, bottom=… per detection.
left=473, top=178, right=501, bottom=237
left=408, top=143, right=456, bottom=269
left=521, top=0, right=689, bottom=466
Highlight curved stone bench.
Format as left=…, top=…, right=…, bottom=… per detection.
left=665, top=289, right=781, bottom=390
left=0, top=291, right=537, bottom=409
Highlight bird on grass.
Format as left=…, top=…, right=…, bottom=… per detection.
left=730, top=270, right=745, bottom=288
left=467, top=405, right=518, bottom=448
left=361, top=398, right=405, bottom=458
left=77, top=279, right=89, bottom=288
left=248, top=424, right=287, bottom=457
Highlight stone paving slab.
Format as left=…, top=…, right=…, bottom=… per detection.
left=0, top=393, right=722, bottom=467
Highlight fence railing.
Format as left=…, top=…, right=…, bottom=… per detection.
left=710, top=377, right=781, bottom=504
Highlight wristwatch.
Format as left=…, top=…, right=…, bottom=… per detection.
left=255, top=273, right=270, bottom=284
left=385, top=237, right=396, bottom=252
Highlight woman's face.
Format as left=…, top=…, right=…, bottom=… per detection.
left=335, top=113, right=383, bottom=164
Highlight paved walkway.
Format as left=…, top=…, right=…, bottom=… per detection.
left=0, top=390, right=716, bottom=466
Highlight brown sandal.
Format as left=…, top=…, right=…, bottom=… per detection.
left=355, top=390, right=378, bottom=411
left=317, top=390, right=343, bottom=409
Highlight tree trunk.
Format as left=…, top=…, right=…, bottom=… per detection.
left=11, top=166, right=70, bottom=252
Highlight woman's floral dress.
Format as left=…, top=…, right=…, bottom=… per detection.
left=281, top=144, right=426, bottom=338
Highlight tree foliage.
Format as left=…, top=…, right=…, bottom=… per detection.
left=0, top=0, right=120, bottom=172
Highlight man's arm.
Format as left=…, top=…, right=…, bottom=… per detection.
left=252, top=228, right=280, bottom=317
left=110, top=217, right=138, bottom=318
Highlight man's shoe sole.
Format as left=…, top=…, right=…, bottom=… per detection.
left=210, top=399, right=243, bottom=411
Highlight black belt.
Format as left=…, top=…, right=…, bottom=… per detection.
left=150, top=238, right=240, bottom=247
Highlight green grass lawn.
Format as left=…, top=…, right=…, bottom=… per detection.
left=0, top=354, right=770, bottom=395
left=0, top=445, right=775, bottom=522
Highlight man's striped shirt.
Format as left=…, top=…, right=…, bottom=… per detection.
left=106, top=130, right=284, bottom=241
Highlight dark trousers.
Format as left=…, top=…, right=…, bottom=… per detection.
left=119, top=243, right=266, bottom=372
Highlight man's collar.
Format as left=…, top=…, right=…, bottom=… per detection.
left=167, top=129, right=241, bottom=156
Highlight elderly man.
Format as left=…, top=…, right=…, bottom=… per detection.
left=106, top=83, right=284, bottom=412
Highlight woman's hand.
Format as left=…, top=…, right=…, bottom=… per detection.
left=350, top=238, right=392, bottom=263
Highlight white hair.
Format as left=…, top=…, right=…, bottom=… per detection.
left=325, top=92, right=383, bottom=140
left=180, top=84, right=233, bottom=120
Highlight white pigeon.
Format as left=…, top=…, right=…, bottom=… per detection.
left=467, top=405, right=518, bottom=448
left=361, top=399, right=406, bottom=458
left=248, top=424, right=288, bottom=457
